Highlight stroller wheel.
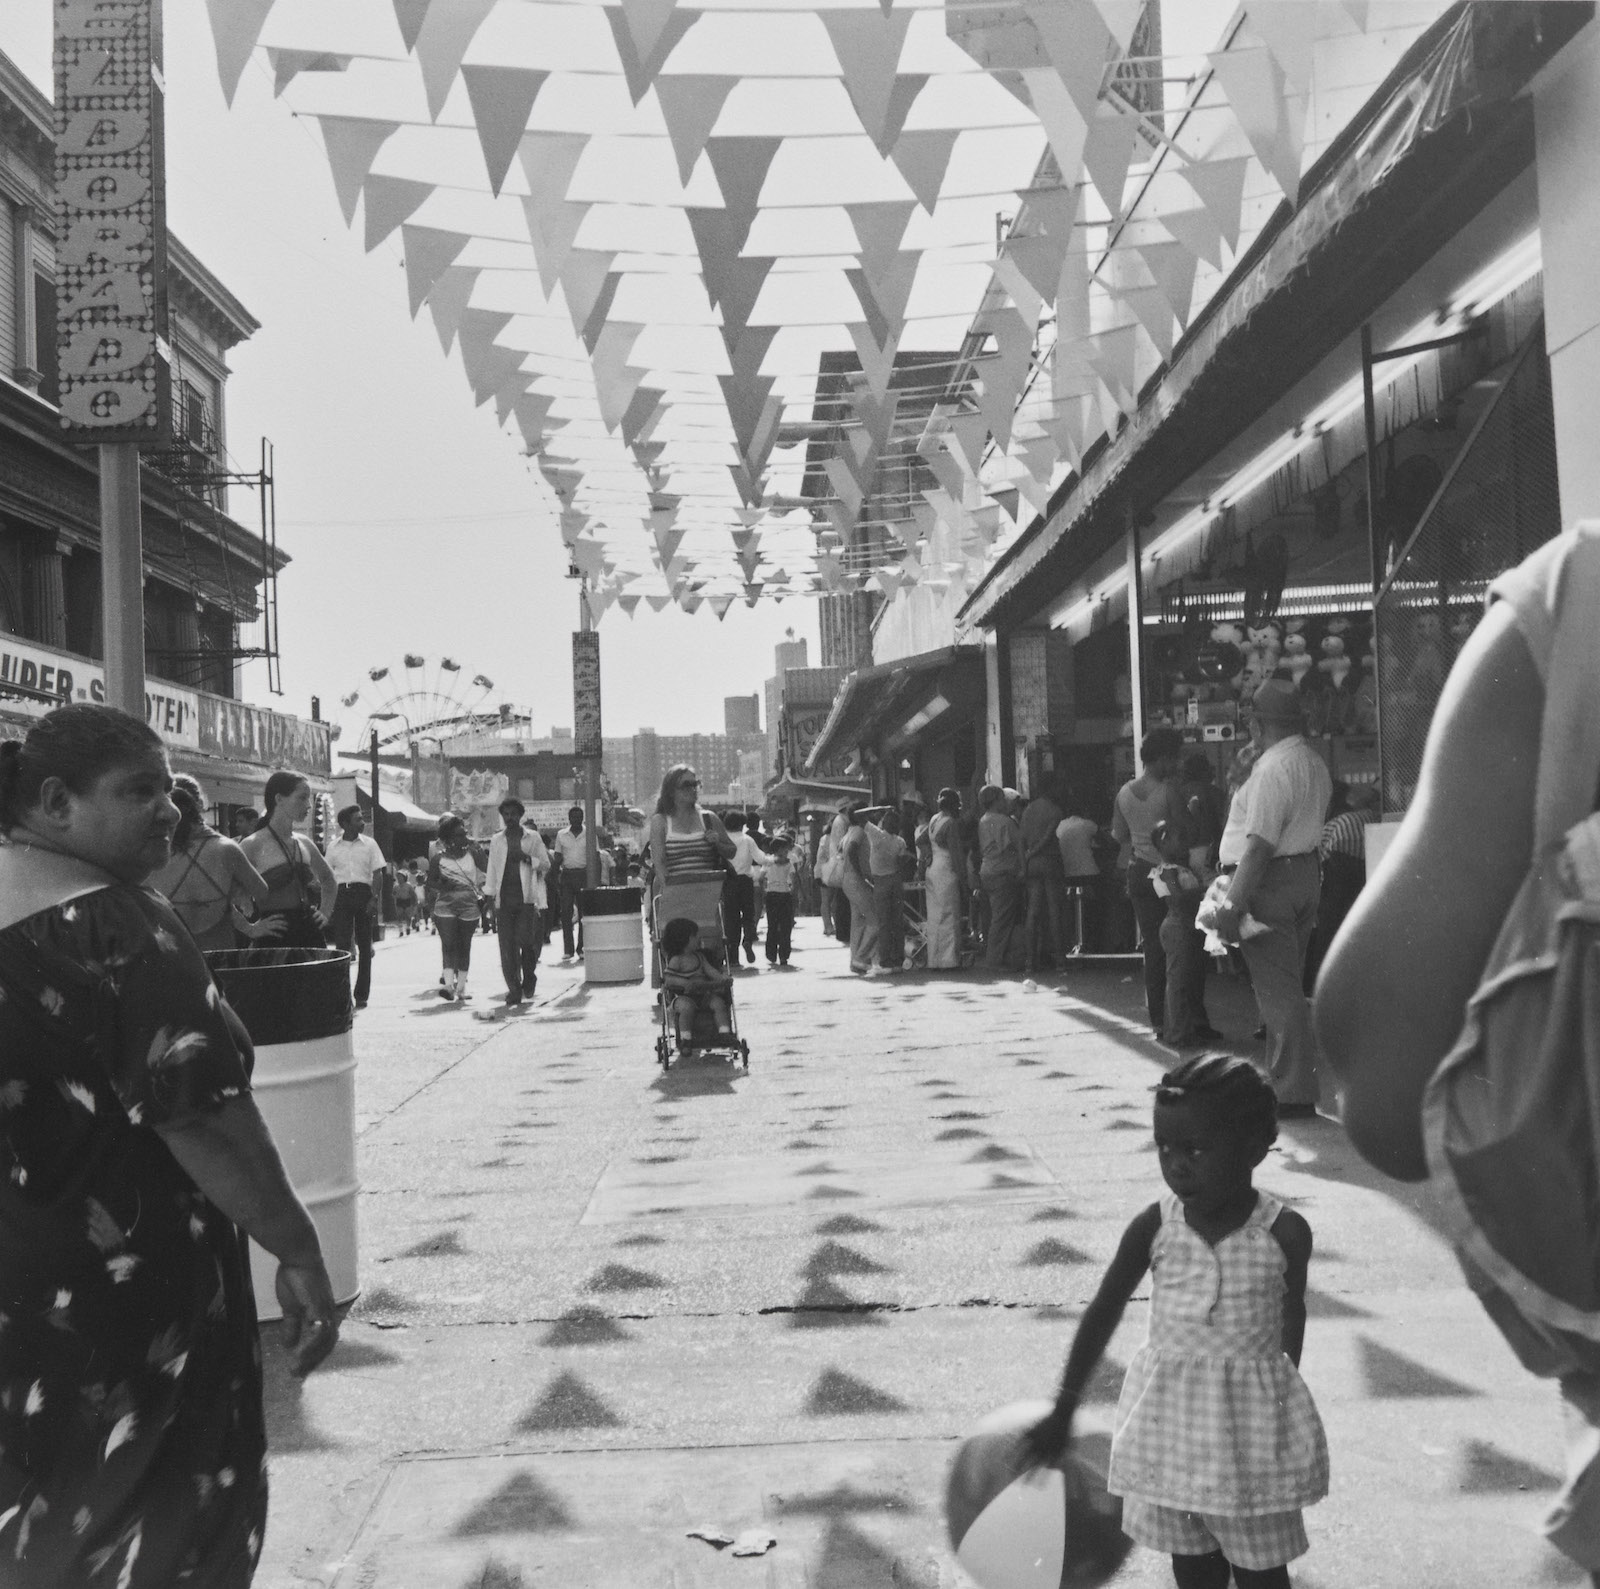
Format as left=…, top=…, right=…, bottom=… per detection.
left=655, top=1036, right=670, bottom=1069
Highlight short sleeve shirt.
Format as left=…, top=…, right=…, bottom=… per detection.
left=555, top=829, right=588, bottom=868
left=1218, top=736, right=1332, bottom=863
left=325, top=833, right=384, bottom=886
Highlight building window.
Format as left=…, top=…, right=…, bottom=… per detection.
left=33, top=274, right=57, bottom=406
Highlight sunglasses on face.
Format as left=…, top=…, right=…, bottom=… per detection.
left=679, top=780, right=700, bottom=789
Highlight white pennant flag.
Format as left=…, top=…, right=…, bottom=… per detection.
left=1137, top=240, right=1198, bottom=325
left=1160, top=205, right=1224, bottom=271
left=1022, top=69, right=1089, bottom=187
left=206, top=0, right=276, bottom=107
left=319, top=116, right=399, bottom=226
left=1207, top=48, right=1303, bottom=204
left=1181, top=156, right=1251, bottom=251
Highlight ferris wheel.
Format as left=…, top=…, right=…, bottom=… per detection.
left=331, top=655, right=522, bottom=752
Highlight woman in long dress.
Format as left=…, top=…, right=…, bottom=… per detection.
left=977, top=785, right=1026, bottom=970
left=0, top=704, right=338, bottom=1588
left=923, top=787, right=966, bottom=969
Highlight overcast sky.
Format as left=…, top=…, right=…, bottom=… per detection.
left=0, top=0, right=1240, bottom=743
left=0, top=0, right=825, bottom=741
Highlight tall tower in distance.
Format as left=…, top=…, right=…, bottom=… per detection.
left=724, top=694, right=761, bottom=736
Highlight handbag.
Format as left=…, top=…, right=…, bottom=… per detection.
left=1423, top=525, right=1600, bottom=1378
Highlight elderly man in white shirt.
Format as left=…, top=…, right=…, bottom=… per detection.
left=1213, top=679, right=1333, bottom=1116
left=484, top=797, right=552, bottom=1006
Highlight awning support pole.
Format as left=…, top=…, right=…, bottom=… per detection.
left=1361, top=323, right=1387, bottom=813
left=1125, top=505, right=1147, bottom=774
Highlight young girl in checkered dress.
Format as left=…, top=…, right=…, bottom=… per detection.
left=1026, top=1054, right=1328, bottom=1588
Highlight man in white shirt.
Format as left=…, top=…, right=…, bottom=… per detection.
left=483, top=797, right=552, bottom=1006
left=1213, top=680, right=1333, bottom=1116
left=553, top=806, right=588, bottom=960
left=723, top=812, right=764, bottom=965
left=324, top=804, right=387, bottom=1009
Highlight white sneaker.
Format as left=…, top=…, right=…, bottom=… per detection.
left=864, top=964, right=889, bottom=978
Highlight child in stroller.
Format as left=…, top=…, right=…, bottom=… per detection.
left=660, top=916, right=734, bottom=1046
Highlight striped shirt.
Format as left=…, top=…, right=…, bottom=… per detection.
left=1319, top=811, right=1367, bottom=861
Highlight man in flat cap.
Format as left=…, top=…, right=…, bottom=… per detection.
left=1212, top=679, right=1333, bottom=1116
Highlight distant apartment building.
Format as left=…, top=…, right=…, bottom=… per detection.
left=764, top=633, right=808, bottom=777
left=724, top=693, right=760, bottom=736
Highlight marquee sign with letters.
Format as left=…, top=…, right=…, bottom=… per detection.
left=53, top=0, right=171, bottom=445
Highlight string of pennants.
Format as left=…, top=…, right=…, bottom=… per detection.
left=206, top=0, right=1382, bottom=619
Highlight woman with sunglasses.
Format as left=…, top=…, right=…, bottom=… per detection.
left=646, top=766, right=736, bottom=988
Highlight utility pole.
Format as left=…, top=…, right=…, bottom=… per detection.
left=369, top=728, right=386, bottom=860
left=576, top=580, right=600, bottom=887
left=55, top=0, right=172, bottom=716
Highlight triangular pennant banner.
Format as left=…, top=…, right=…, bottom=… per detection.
left=462, top=65, right=551, bottom=195
left=1207, top=49, right=1303, bottom=204
left=580, top=272, right=624, bottom=354
left=1005, top=231, right=1071, bottom=305
left=621, top=387, right=665, bottom=448
left=878, top=76, right=929, bottom=157
left=705, top=138, right=783, bottom=240
left=1094, top=0, right=1145, bottom=52
left=605, top=6, right=701, bottom=105
left=845, top=201, right=917, bottom=284
left=1137, top=240, right=1198, bottom=325
left=889, top=128, right=959, bottom=214
left=560, top=250, right=617, bottom=339
left=522, top=199, right=591, bottom=299
left=618, top=594, right=641, bottom=617
left=415, top=0, right=498, bottom=120
left=206, top=0, right=276, bottom=107
left=619, top=0, right=680, bottom=64
left=319, top=116, right=400, bottom=226
left=402, top=225, right=470, bottom=317
left=269, top=49, right=350, bottom=98
left=1117, top=285, right=1173, bottom=361
left=1160, top=205, right=1224, bottom=271
left=655, top=76, right=738, bottom=185
left=1247, top=2, right=1319, bottom=96
left=847, top=323, right=901, bottom=399
left=519, top=131, right=589, bottom=210
left=426, top=265, right=479, bottom=354
left=1021, top=69, right=1089, bottom=185
left=513, top=392, right=556, bottom=452
left=819, top=8, right=913, bottom=151
left=1025, top=1, right=1112, bottom=121
left=363, top=175, right=433, bottom=251
left=1082, top=106, right=1138, bottom=218
left=393, top=0, right=431, bottom=51
left=590, top=321, right=647, bottom=431
left=1180, top=155, right=1252, bottom=252
left=646, top=594, right=672, bottom=612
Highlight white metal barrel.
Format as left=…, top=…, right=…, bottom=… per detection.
left=205, top=948, right=359, bottom=1321
left=581, top=886, right=645, bottom=983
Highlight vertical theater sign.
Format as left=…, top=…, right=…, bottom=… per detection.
left=53, top=0, right=171, bottom=444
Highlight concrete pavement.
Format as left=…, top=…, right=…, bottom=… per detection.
left=254, top=918, right=1584, bottom=1588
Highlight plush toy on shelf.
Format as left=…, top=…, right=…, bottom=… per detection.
left=1317, top=634, right=1351, bottom=692
left=1279, top=631, right=1314, bottom=689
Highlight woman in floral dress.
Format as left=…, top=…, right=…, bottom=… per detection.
left=0, top=705, right=339, bottom=1587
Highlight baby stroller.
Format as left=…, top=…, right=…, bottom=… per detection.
left=652, top=870, right=750, bottom=1071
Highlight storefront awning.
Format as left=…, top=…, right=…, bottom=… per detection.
left=354, top=786, right=441, bottom=830
left=763, top=774, right=872, bottom=812
left=960, top=1, right=1591, bottom=634
left=806, top=646, right=984, bottom=773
